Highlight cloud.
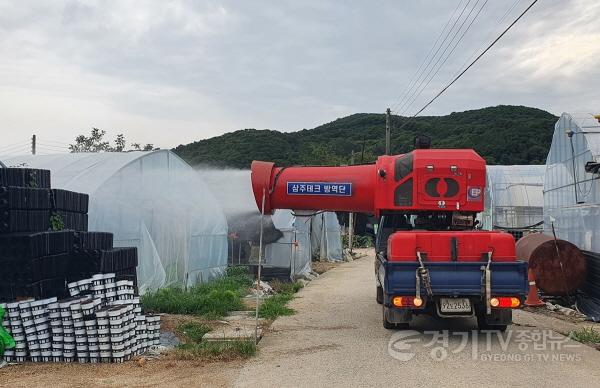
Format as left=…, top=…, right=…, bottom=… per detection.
left=0, top=0, right=598, bottom=151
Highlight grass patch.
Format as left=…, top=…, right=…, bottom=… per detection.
left=570, top=326, right=600, bottom=344
left=174, top=317, right=256, bottom=361
left=141, top=267, right=253, bottom=318
left=176, top=322, right=212, bottom=343
left=258, top=281, right=303, bottom=320
left=175, top=340, right=257, bottom=361
left=342, top=234, right=373, bottom=248
left=259, top=293, right=295, bottom=320
left=269, top=280, right=304, bottom=294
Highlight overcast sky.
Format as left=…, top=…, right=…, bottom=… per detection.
left=1, top=0, right=598, bottom=153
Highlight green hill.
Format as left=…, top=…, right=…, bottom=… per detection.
left=174, top=105, right=557, bottom=168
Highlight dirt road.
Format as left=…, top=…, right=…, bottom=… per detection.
left=234, top=250, right=600, bottom=388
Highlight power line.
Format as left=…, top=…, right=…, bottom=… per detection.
left=449, top=0, right=522, bottom=81
left=0, top=147, right=31, bottom=157
left=38, top=139, right=70, bottom=146
left=400, top=0, right=489, bottom=117
left=390, top=0, right=465, bottom=113
left=398, top=0, right=540, bottom=127
left=392, top=0, right=473, bottom=114
left=0, top=140, right=30, bottom=152
left=37, top=142, right=69, bottom=150
left=0, top=144, right=30, bottom=154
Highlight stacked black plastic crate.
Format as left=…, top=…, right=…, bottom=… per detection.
left=0, top=167, right=87, bottom=300
left=70, top=232, right=139, bottom=288
left=0, top=168, right=140, bottom=301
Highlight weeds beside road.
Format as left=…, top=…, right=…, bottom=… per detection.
left=141, top=267, right=304, bottom=360
left=259, top=280, right=303, bottom=320
left=570, top=326, right=600, bottom=345
left=175, top=321, right=257, bottom=361
left=141, top=267, right=304, bottom=321
left=141, top=267, right=253, bottom=318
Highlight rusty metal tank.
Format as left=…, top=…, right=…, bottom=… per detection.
left=516, top=233, right=587, bottom=295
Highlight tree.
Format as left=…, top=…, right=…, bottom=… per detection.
left=70, top=128, right=156, bottom=153
left=114, top=134, right=126, bottom=152
left=69, top=128, right=111, bottom=152
left=130, top=143, right=155, bottom=151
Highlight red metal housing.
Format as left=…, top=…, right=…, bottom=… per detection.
left=251, top=149, right=486, bottom=216
left=387, top=231, right=517, bottom=262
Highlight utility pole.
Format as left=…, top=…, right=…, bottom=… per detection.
left=348, top=152, right=354, bottom=253
left=31, top=134, right=36, bottom=155
left=385, top=108, right=391, bottom=155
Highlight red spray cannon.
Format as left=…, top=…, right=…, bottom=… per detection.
left=251, top=149, right=486, bottom=217
left=251, top=148, right=528, bottom=331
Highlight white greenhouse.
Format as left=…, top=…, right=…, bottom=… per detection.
left=481, top=165, right=545, bottom=237
left=3, top=150, right=229, bottom=293
left=544, top=112, right=600, bottom=252
left=265, top=210, right=343, bottom=279
left=310, top=212, right=344, bottom=262
left=198, top=169, right=345, bottom=279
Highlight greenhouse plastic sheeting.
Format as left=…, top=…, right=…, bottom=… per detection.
left=3, top=151, right=228, bottom=293
left=544, top=113, right=600, bottom=252
left=197, top=169, right=345, bottom=271
left=310, top=212, right=343, bottom=262
left=264, top=210, right=312, bottom=278
left=481, top=165, right=545, bottom=230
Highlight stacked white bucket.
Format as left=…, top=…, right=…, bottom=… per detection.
left=2, top=297, right=56, bottom=362
left=1, top=273, right=160, bottom=363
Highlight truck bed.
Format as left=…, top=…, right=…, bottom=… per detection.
left=377, top=257, right=528, bottom=297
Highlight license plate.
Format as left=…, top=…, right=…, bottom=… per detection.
left=440, top=298, right=471, bottom=313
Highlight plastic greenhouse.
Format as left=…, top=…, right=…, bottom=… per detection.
left=264, top=210, right=343, bottom=279
left=198, top=169, right=344, bottom=278
left=264, top=210, right=313, bottom=278
left=310, top=212, right=343, bottom=262
left=3, top=150, right=228, bottom=293
left=481, top=165, right=545, bottom=237
left=544, top=113, right=600, bottom=252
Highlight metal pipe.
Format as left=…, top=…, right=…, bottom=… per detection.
left=255, top=188, right=266, bottom=344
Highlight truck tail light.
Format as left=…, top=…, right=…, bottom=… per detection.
left=490, top=297, right=521, bottom=308
left=392, top=296, right=425, bottom=309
